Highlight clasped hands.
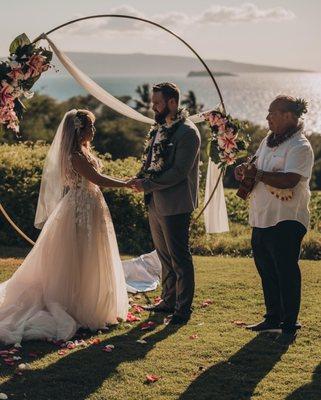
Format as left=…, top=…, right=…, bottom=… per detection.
left=123, top=178, right=145, bottom=192
left=234, top=163, right=258, bottom=182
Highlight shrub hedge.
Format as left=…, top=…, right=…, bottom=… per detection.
left=0, top=143, right=320, bottom=259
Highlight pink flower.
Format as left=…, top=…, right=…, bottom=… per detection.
left=0, top=81, right=14, bottom=107
left=217, top=132, right=237, bottom=153
left=0, top=106, right=16, bottom=123
left=145, top=374, right=160, bottom=384
left=207, top=112, right=223, bottom=127
left=219, top=152, right=236, bottom=166
left=26, top=54, right=47, bottom=77
left=7, top=63, right=24, bottom=81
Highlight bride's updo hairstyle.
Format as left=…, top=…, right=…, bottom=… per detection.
left=73, top=109, right=95, bottom=138
left=60, top=109, right=95, bottom=182
left=271, top=95, right=308, bottom=119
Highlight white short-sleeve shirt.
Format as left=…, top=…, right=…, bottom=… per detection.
left=249, top=128, right=314, bottom=229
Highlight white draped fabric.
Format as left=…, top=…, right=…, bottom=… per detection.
left=204, top=161, right=229, bottom=233
left=122, top=250, right=161, bottom=293
left=45, top=36, right=206, bottom=125
left=44, top=35, right=229, bottom=233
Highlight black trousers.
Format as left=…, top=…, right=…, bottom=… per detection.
left=251, top=220, right=306, bottom=332
left=148, top=198, right=194, bottom=318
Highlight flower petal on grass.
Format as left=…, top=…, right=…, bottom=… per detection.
left=141, top=321, right=156, bottom=331
left=189, top=334, right=199, bottom=340
left=132, top=304, right=144, bottom=314
left=89, top=338, right=101, bottom=345
left=145, top=374, right=160, bottom=384
left=232, top=320, right=247, bottom=327
left=126, top=312, right=141, bottom=323
left=136, top=339, right=147, bottom=344
left=102, top=345, right=114, bottom=353
left=201, top=299, right=214, bottom=308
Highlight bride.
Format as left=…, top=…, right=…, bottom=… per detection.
left=0, top=109, right=129, bottom=345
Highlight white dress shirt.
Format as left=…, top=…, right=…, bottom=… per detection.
left=249, top=128, right=314, bottom=229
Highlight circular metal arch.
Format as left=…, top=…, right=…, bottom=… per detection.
left=2, top=14, right=227, bottom=246
left=33, top=14, right=226, bottom=112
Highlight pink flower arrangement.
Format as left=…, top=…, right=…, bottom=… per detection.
left=0, top=33, right=52, bottom=134
left=203, top=110, right=249, bottom=169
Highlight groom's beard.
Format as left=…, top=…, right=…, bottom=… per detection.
left=154, top=106, right=170, bottom=124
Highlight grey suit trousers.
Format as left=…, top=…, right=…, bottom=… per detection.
left=148, top=196, right=195, bottom=318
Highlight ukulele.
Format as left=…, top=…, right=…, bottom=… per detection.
left=236, top=155, right=257, bottom=200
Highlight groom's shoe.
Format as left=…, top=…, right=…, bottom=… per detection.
left=280, top=321, right=302, bottom=330
left=167, top=314, right=190, bottom=325
left=246, top=320, right=282, bottom=333
left=142, top=301, right=174, bottom=313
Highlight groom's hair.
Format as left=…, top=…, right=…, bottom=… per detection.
left=152, top=82, right=180, bottom=105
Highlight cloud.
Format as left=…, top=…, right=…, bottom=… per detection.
left=56, top=3, right=296, bottom=37
left=197, top=3, right=296, bottom=24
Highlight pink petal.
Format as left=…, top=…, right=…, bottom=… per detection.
left=232, top=320, right=247, bottom=327
left=132, top=304, right=144, bottom=314
left=89, top=338, right=101, bottom=345
left=126, top=312, right=141, bottom=323
left=102, top=345, right=114, bottom=353
left=141, top=321, right=156, bottom=331
left=146, top=374, right=160, bottom=383
left=201, top=299, right=214, bottom=308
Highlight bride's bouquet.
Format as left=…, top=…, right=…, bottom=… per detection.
left=0, top=33, right=52, bottom=133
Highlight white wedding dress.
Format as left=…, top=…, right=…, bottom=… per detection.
left=0, top=153, right=128, bottom=345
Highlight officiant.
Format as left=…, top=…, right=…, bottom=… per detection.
left=235, top=95, right=314, bottom=345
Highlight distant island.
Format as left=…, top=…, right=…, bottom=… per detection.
left=188, top=71, right=237, bottom=77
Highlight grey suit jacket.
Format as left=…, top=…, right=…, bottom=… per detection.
left=142, top=119, right=201, bottom=216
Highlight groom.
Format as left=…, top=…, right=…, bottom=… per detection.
left=130, top=82, right=201, bottom=324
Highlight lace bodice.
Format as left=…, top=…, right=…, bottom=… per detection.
left=65, top=151, right=105, bottom=236
left=66, top=151, right=102, bottom=191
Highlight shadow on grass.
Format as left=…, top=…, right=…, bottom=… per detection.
left=0, top=314, right=180, bottom=400
left=179, top=333, right=289, bottom=400
left=286, top=363, right=321, bottom=400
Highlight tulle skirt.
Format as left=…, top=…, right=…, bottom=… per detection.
left=0, top=187, right=128, bottom=344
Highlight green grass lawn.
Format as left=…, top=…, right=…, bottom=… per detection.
left=0, top=255, right=320, bottom=400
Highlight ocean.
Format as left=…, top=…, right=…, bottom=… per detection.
left=34, top=72, right=321, bottom=133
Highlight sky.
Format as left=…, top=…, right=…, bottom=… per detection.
left=1, top=0, right=321, bottom=70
